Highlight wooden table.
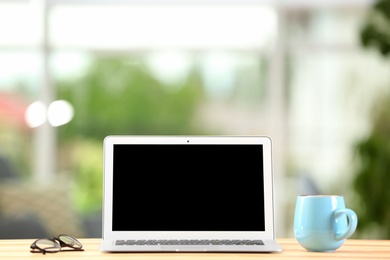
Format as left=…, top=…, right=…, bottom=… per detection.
left=1, top=238, right=389, bottom=259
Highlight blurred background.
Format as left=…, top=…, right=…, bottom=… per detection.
left=0, top=0, right=390, bottom=240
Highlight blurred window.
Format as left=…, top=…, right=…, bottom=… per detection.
left=0, top=0, right=382, bottom=238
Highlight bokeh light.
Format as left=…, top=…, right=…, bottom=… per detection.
left=25, top=100, right=74, bottom=128
left=25, top=101, right=46, bottom=128
left=47, top=100, right=74, bottom=127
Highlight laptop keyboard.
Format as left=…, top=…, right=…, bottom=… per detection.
left=115, top=239, right=264, bottom=246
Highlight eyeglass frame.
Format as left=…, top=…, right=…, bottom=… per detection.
left=30, top=234, right=84, bottom=254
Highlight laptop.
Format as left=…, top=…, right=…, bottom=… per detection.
left=100, top=135, right=282, bottom=253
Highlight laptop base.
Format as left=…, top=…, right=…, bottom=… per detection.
left=100, top=239, right=282, bottom=253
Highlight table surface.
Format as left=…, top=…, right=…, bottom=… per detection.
left=1, top=238, right=389, bottom=259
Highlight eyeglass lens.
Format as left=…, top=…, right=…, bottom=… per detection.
left=33, top=239, right=61, bottom=253
left=30, top=234, right=83, bottom=254
left=58, top=234, right=83, bottom=249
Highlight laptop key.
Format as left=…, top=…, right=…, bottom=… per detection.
left=115, top=240, right=126, bottom=245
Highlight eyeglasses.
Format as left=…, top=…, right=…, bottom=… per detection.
left=30, top=234, right=84, bottom=254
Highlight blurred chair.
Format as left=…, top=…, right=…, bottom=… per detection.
left=0, top=215, right=47, bottom=239
left=0, top=155, right=19, bottom=180
left=297, top=172, right=322, bottom=195
left=0, top=156, right=97, bottom=239
left=0, top=181, right=86, bottom=239
left=0, top=156, right=47, bottom=239
left=83, top=211, right=102, bottom=238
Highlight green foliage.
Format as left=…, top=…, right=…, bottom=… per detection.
left=70, top=139, right=103, bottom=214
left=360, top=0, right=390, bottom=56
left=352, top=97, right=390, bottom=238
left=56, top=55, right=207, bottom=214
left=354, top=0, right=390, bottom=238
left=58, top=56, right=205, bottom=141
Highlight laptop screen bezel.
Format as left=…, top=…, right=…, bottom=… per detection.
left=102, top=135, right=276, bottom=240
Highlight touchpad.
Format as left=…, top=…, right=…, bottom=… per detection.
left=160, top=245, right=217, bottom=252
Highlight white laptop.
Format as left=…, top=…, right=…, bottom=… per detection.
left=100, top=135, right=282, bottom=253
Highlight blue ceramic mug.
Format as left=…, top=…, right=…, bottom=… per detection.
left=294, top=195, right=358, bottom=252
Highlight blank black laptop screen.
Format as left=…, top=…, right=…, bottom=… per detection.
left=112, top=144, right=265, bottom=232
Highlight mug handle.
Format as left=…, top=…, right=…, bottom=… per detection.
left=333, top=208, right=358, bottom=240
